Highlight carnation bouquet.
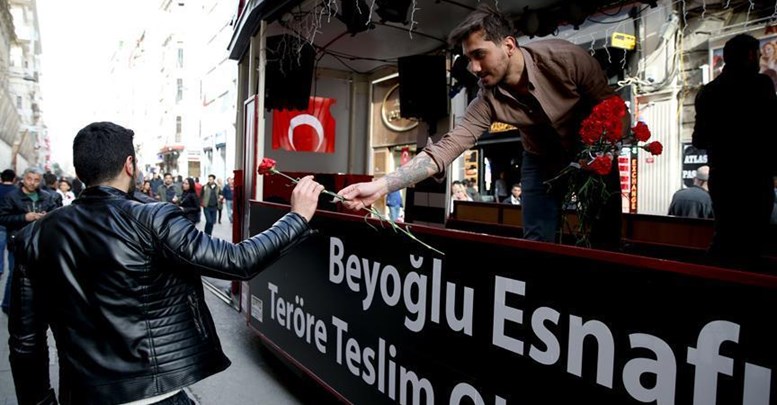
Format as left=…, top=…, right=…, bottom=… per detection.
left=258, top=158, right=444, bottom=255
left=547, top=95, right=663, bottom=247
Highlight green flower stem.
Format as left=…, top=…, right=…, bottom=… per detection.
left=364, top=206, right=445, bottom=256
left=271, top=169, right=343, bottom=201
left=269, top=169, right=444, bottom=256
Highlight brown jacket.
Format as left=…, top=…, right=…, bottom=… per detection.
left=423, top=39, right=614, bottom=172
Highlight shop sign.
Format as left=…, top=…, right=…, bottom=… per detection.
left=630, top=152, right=638, bottom=213
left=611, top=32, right=636, bottom=50
left=247, top=204, right=776, bottom=404
left=682, top=143, right=708, bottom=188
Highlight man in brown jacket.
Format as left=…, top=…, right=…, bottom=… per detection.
left=339, top=4, right=626, bottom=249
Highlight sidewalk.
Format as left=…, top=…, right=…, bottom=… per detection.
left=0, top=213, right=252, bottom=405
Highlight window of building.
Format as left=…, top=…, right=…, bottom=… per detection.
left=16, top=96, right=22, bottom=109
left=176, top=78, right=183, bottom=102
left=177, top=48, right=184, bottom=68
left=176, top=116, right=182, bottom=142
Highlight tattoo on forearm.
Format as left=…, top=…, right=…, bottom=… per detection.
left=385, top=154, right=438, bottom=191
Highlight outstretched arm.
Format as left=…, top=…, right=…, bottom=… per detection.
left=338, top=152, right=439, bottom=211
left=157, top=176, right=324, bottom=280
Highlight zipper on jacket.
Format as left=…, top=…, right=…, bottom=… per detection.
left=187, top=294, right=209, bottom=339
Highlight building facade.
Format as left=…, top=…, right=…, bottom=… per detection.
left=1, top=0, right=45, bottom=173
left=198, top=0, right=238, bottom=182
left=101, top=0, right=238, bottom=182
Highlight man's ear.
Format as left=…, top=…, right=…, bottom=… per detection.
left=124, top=156, right=134, bottom=176
left=504, top=36, right=518, bottom=54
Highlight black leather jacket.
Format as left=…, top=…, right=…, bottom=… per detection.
left=9, top=186, right=312, bottom=405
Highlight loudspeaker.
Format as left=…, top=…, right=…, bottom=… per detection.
left=398, top=54, right=448, bottom=122
left=265, top=35, right=315, bottom=111
left=375, top=0, right=411, bottom=24
left=337, top=0, right=373, bottom=36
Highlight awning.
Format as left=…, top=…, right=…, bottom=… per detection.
left=159, top=144, right=185, bottom=154
left=228, top=0, right=298, bottom=61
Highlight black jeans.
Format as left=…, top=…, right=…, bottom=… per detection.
left=152, top=390, right=195, bottom=405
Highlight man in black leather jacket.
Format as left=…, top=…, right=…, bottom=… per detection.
left=8, top=122, right=325, bottom=405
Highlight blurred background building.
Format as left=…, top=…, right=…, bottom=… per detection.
left=1, top=0, right=47, bottom=174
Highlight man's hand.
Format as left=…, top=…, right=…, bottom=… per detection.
left=337, top=178, right=388, bottom=211
left=290, top=176, right=325, bottom=222
left=338, top=152, right=439, bottom=211
left=24, top=212, right=45, bottom=222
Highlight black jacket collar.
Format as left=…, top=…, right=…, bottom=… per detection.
left=78, top=186, right=131, bottom=200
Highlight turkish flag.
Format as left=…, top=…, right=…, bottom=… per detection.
left=272, top=97, right=336, bottom=153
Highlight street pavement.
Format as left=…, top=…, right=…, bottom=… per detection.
left=0, top=212, right=339, bottom=404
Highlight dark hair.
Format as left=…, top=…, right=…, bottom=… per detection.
left=73, top=122, right=135, bottom=186
left=723, top=34, right=759, bottom=68
left=208, top=174, right=216, bottom=180
left=1, top=169, right=15, bottom=182
left=71, top=178, right=84, bottom=196
left=448, top=3, right=514, bottom=46
left=43, top=172, right=58, bottom=186
left=183, top=177, right=196, bottom=194
left=59, top=178, right=72, bottom=190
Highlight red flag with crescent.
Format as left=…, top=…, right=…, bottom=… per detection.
left=272, top=97, right=336, bottom=153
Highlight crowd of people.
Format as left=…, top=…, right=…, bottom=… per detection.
left=0, top=166, right=238, bottom=315
left=137, top=172, right=236, bottom=230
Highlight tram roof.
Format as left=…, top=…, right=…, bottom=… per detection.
left=228, top=0, right=624, bottom=71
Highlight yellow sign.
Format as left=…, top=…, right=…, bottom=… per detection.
left=611, top=32, right=636, bottom=50
left=490, top=122, right=517, bottom=133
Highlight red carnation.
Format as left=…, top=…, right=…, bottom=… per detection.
left=580, top=117, right=605, bottom=145
left=582, top=155, right=613, bottom=176
left=644, top=141, right=663, bottom=156
left=257, top=157, right=277, bottom=175
left=592, top=96, right=627, bottom=120
left=632, top=121, right=651, bottom=142
left=603, top=119, right=623, bottom=143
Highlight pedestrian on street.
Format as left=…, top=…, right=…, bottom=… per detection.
left=180, top=177, right=201, bottom=224
left=200, top=174, right=221, bottom=235
left=223, top=177, right=234, bottom=224
left=338, top=3, right=627, bottom=250
left=8, top=121, right=324, bottom=405
left=156, top=172, right=181, bottom=203
left=386, top=190, right=402, bottom=221
left=0, top=167, right=59, bottom=314
left=0, top=169, right=17, bottom=279
left=667, top=165, right=713, bottom=219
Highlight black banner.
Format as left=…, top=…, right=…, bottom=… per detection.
left=682, top=143, right=708, bottom=188
left=247, top=203, right=776, bottom=404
